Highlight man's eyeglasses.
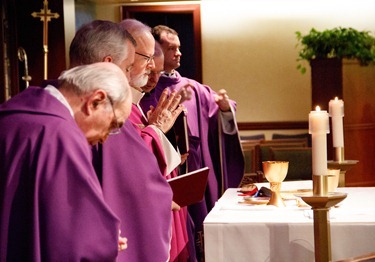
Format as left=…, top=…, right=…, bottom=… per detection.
left=108, top=97, right=121, bottom=135
left=135, top=52, right=154, bottom=63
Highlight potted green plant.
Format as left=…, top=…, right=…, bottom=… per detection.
left=295, top=27, right=375, bottom=74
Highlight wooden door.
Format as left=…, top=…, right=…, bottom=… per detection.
left=121, top=4, right=202, bottom=83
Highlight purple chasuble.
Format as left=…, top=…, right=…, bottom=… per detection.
left=99, top=120, right=173, bottom=262
left=0, top=86, right=120, bottom=261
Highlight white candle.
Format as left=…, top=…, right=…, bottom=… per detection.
left=309, top=106, right=330, bottom=176
left=329, top=97, right=344, bottom=148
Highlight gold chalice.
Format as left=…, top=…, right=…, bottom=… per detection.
left=262, top=161, right=289, bottom=207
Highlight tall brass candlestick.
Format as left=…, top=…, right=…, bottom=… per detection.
left=335, top=147, right=344, bottom=162
left=299, top=189, right=347, bottom=262
left=328, top=98, right=359, bottom=187
left=298, top=109, right=347, bottom=262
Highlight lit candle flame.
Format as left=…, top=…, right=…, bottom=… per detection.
left=315, top=106, right=321, bottom=111
left=335, top=97, right=338, bottom=101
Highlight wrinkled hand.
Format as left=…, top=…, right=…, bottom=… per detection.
left=118, top=230, right=127, bottom=252
left=148, top=89, right=185, bottom=133
left=177, top=82, right=194, bottom=103
left=214, top=89, right=231, bottom=112
left=172, top=201, right=181, bottom=211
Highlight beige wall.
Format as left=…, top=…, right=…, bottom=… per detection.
left=200, top=0, right=375, bottom=123
left=79, top=0, right=375, bottom=126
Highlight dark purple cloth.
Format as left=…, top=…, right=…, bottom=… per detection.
left=139, top=90, right=158, bottom=115
left=140, top=71, right=245, bottom=260
left=0, top=86, right=120, bottom=261
left=41, top=79, right=58, bottom=88
left=98, top=120, right=173, bottom=262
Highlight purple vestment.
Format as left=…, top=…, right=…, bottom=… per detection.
left=140, top=71, right=245, bottom=260
left=129, top=102, right=192, bottom=261
left=139, top=91, right=158, bottom=115
left=98, top=120, right=173, bottom=262
left=0, top=87, right=120, bottom=261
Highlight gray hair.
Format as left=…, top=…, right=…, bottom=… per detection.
left=58, top=62, right=130, bottom=104
left=154, top=41, right=164, bottom=58
left=69, top=20, right=136, bottom=67
left=119, top=18, right=151, bottom=39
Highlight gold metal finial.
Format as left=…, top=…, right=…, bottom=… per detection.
left=17, top=47, right=32, bottom=88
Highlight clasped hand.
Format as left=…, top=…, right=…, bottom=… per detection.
left=118, top=230, right=127, bottom=252
left=177, top=82, right=194, bottom=103
left=214, top=89, right=231, bottom=112
left=148, top=89, right=185, bottom=133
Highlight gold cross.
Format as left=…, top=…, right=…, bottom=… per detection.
left=31, top=0, right=59, bottom=80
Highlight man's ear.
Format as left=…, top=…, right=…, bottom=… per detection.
left=86, top=90, right=107, bottom=115
left=103, top=56, right=113, bottom=63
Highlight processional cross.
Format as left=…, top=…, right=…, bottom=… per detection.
left=31, top=0, right=59, bottom=80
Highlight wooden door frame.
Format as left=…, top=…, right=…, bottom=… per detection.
left=121, top=4, right=202, bottom=83
left=1, top=0, right=19, bottom=102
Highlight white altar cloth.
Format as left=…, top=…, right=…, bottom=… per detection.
left=204, top=181, right=375, bottom=262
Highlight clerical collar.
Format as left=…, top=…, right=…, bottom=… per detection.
left=130, top=87, right=145, bottom=105
left=44, top=84, right=74, bottom=117
left=164, top=70, right=176, bottom=77
left=144, top=89, right=155, bottom=97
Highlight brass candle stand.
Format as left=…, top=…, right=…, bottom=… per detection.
left=328, top=147, right=359, bottom=187
left=296, top=175, right=347, bottom=262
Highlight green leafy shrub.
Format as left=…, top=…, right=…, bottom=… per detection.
left=295, top=27, right=375, bottom=74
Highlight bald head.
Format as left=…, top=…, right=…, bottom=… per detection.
left=119, top=19, right=156, bottom=89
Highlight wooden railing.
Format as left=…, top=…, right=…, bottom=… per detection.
left=238, top=121, right=308, bottom=131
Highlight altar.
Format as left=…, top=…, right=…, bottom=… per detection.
left=203, top=181, right=375, bottom=262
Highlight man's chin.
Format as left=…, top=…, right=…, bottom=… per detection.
left=142, top=85, right=154, bottom=93
left=131, top=76, right=148, bottom=89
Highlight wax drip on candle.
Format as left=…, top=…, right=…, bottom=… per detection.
left=309, top=106, right=329, bottom=176
left=329, top=97, right=345, bottom=149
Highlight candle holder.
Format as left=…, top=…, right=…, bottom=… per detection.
left=296, top=176, right=347, bottom=262
left=327, top=159, right=359, bottom=187
left=334, top=147, right=345, bottom=162
left=329, top=146, right=359, bottom=187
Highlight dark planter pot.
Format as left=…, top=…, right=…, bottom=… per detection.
left=310, top=58, right=343, bottom=111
